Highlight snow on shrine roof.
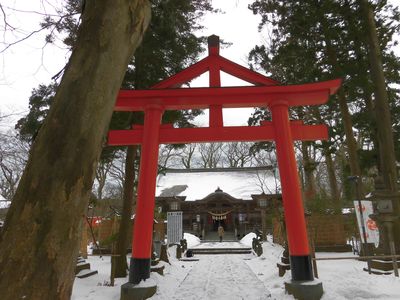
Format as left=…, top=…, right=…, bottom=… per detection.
left=156, top=169, right=279, bottom=200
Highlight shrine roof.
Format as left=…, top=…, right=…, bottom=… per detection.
left=156, top=169, right=279, bottom=200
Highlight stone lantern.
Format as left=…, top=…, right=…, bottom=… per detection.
left=256, top=193, right=269, bottom=241
left=368, top=176, right=400, bottom=276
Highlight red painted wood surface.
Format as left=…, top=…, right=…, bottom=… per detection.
left=132, top=106, right=163, bottom=258
left=108, top=35, right=342, bottom=270
left=115, top=79, right=341, bottom=111
left=272, top=101, right=310, bottom=256
left=108, top=122, right=328, bottom=146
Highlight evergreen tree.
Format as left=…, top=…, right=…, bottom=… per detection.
left=248, top=0, right=400, bottom=205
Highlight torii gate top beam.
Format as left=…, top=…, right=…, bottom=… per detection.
left=152, top=34, right=279, bottom=89
left=116, top=79, right=341, bottom=111
left=114, top=34, right=341, bottom=112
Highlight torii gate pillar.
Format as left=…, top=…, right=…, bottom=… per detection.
left=121, top=106, right=162, bottom=299
left=271, top=101, right=314, bottom=281
left=130, top=105, right=163, bottom=283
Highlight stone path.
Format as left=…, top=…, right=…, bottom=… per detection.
left=192, top=241, right=248, bottom=249
left=172, top=254, right=270, bottom=300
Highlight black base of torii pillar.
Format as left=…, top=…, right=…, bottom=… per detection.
left=271, top=102, right=323, bottom=299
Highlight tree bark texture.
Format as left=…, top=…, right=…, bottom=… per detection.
left=359, top=0, right=400, bottom=252
left=359, top=0, right=398, bottom=196
left=0, top=1, right=151, bottom=299
left=319, top=14, right=363, bottom=185
left=114, top=145, right=138, bottom=278
left=323, top=143, right=341, bottom=207
left=311, top=107, right=341, bottom=206
left=301, top=142, right=317, bottom=201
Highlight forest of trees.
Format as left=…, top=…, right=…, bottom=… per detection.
left=2, top=0, right=399, bottom=210
left=0, top=0, right=399, bottom=298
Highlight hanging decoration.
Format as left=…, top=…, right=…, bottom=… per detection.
left=207, top=210, right=232, bottom=220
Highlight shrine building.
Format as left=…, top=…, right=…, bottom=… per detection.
left=155, top=168, right=282, bottom=240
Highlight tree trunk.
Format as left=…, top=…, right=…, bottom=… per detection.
left=359, top=0, right=398, bottom=195
left=363, top=91, right=381, bottom=171
left=319, top=14, right=363, bottom=187
left=0, top=1, right=151, bottom=299
left=359, top=0, right=400, bottom=251
left=311, top=107, right=341, bottom=207
left=114, top=145, right=138, bottom=278
left=342, top=0, right=381, bottom=174
left=323, top=144, right=340, bottom=206
left=301, top=142, right=317, bottom=201
left=336, top=89, right=362, bottom=177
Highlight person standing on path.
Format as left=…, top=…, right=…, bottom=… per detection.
left=218, top=224, right=224, bottom=242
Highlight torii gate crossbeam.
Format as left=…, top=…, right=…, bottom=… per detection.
left=110, top=35, right=341, bottom=299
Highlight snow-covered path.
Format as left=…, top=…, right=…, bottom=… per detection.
left=171, top=254, right=270, bottom=300
left=72, top=233, right=400, bottom=300
left=191, top=241, right=249, bottom=249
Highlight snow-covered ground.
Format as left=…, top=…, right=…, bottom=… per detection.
left=72, top=233, right=400, bottom=300
left=0, top=201, right=11, bottom=209
left=0, top=195, right=11, bottom=209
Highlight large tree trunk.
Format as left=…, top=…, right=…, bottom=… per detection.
left=311, top=107, right=341, bottom=207
left=359, top=0, right=398, bottom=195
left=0, top=1, right=151, bottom=299
left=342, top=0, right=381, bottom=174
left=319, top=14, right=363, bottom=189
left=336, top=90, right=362, bottom=178
left=114, top=145, right=138, bottom=278
left=323, top=143, right=341, bottom=206
left=359, top=0, right=400, bottom=252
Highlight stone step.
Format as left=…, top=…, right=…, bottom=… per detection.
left=75, top=262, right=91, bottom=274
left=363, top=267, right=393, bottom=275
left=315, top=244, right=353, bottom=253
left=189, top=247, right=252, bottom=255
left=76, top=269, right=98, bottom=278
left=369, top=259, right=400, bottom=271
left=201, top=239, right=238, bottom=243
left=180, top=257, right=200, bottom=261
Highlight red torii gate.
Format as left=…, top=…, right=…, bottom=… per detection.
left=108, top=35, right=341, bottom=294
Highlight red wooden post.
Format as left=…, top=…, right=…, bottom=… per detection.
left=208, top=35, right=223, bottom=128
left=129, top=105, right=163, bottom=284
left=271, top=100, right=313, bottom=281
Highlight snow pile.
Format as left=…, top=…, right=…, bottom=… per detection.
left=136, top=277, right=156, bottom=288
left=240, top=232, right=257, bottom=246
left=0, top=200, right=11, bottom=209
left=183, top=233, right=200, bottom=248
left=244, top=241, right=400, bottom=299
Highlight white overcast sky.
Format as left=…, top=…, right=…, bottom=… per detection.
left=0, top=0, right=399, bottom=129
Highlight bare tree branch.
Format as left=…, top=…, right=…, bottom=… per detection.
left=0, top=4, right=16, bottom=31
